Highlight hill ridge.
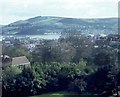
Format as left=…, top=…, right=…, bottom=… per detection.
left=2, top=16, right=118, bottom=35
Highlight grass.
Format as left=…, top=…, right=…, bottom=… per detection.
left=39, top=18, right=62, bottom=24
left=30, top=92, right=101, bottom=97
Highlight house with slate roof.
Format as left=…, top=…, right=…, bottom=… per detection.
left=12, top=56, right=30, bottom=69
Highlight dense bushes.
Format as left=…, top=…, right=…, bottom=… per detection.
left=2, top=61, right=92, bottom=97
left=3, top=61, right=120, bottom=97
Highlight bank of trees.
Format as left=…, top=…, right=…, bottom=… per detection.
left=2, top=61, right=92, bottom=97
left=2, top=62, right=120, bottom=97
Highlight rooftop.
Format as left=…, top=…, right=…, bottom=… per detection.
left=12, top=56, right=30, bottom=66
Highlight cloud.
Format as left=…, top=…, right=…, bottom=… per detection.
left=0, top=0, right=119, bottom=24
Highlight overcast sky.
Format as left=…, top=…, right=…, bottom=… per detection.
left=0, top=0, right=119, bottom=24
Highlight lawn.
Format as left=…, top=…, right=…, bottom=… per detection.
left=30, top=92, right=101, bottom=97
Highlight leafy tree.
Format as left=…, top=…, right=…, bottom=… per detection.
left=2, top=66, right=21, bottom=81
left=68, top=78, right=87, bottom=93
left=88, top=65, right=119, bottom=96
left=94, top=51, right=113, bottom=66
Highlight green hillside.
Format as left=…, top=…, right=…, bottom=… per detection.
left=2, top=16, right=118, bottom=35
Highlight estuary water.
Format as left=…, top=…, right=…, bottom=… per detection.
left=1, top=34, right=61, bottom=40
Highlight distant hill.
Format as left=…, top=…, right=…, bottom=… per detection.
left=2, top=16, right=118, bottom=35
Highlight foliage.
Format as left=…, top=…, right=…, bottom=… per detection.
left=2, top=60, right=94, bottom=97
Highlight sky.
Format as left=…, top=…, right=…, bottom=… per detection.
left=0, top=0, right=119, bottom=25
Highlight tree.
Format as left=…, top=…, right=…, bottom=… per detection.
left=2, top=66, right=21, bottom=81
left=94, top=51, right=113, bottom=66
left=68, top=78, right=87, bottom=93
left=88, top=65, right=119, bottom=96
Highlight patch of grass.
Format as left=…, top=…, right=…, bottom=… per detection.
left=30, top=92, right=101, bottom=97
left=39, top=18, right=62, bottom=24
